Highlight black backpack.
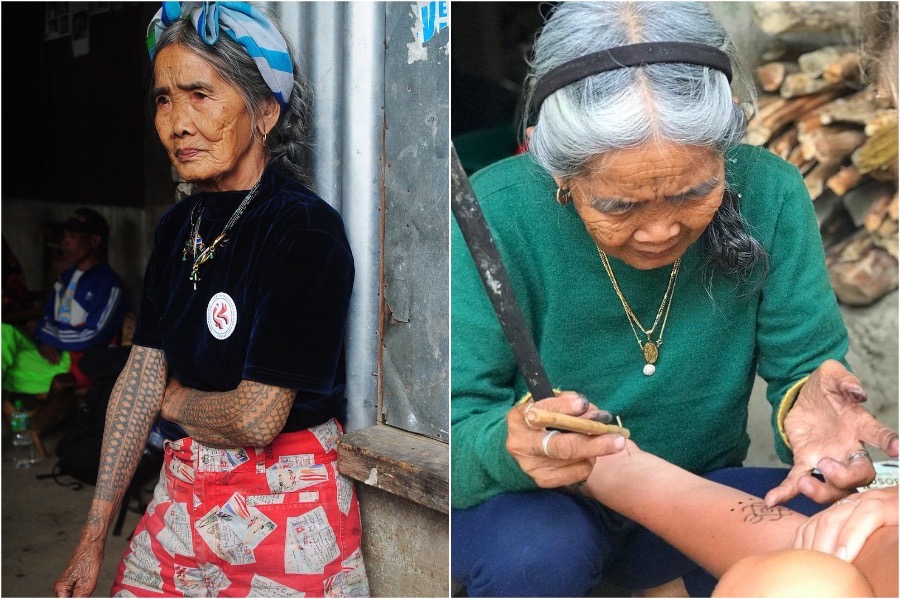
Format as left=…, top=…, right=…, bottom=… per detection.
left=40, top=346, right=131, bottom=489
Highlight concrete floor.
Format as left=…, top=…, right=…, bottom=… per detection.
left=1, top=426, right=154, bottom=598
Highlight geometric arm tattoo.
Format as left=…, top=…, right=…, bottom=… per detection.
left=732, top=498, right=796, bottom=524
left=162, top=379, right=296, bottom=449
left=83, top=345, right=167, bottom=541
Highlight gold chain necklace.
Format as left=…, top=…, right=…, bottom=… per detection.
left=597, top=248, right=680, bottom=376
left=182, top=178, right=262, bottom=291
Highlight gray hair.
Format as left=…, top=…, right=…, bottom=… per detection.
left=525, top=2, right=766, bottom=283
left=152, top=16, right=313, bottom=184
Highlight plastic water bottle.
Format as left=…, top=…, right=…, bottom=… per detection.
left=11, top=401, right=35, bottom=468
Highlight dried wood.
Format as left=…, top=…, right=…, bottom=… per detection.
left=805, top=160, right=842, bottom=199
left=745, top=90, right=844, bottom=146
left=801, top=127, right=866, bottom=163
left=781, top=72, right=842, bottom=98
left=864, top=186, right=895, bottom=232
left=798, top=46, right=847, bottom=77
left=889, top=192, right=899, bottom=221
left=826, top=165, right=863, bottom=196
left=818, top=89, right=881, bottom=125
left=827, top=230, right=899, bottom=306
left=823, top=51, right=861, bottom=83
left=753, top=2, right=858, bottom=35
left=756, top=61, right=800, bottom=92
left=769, top=126, right=799, bottom=159
left=864, top=110, right=899, bottom=136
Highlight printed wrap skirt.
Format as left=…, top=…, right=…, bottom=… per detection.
left=111, top=419, right=369, bottom=597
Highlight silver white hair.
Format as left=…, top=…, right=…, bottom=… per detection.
left=152, top=15, right=313, bottom=184
left=525, top=1, right=766, bottom=283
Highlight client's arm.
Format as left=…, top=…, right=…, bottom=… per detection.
left=583, top=443, right=804, bottom=578
left=583, top=442, right=897, bottom=596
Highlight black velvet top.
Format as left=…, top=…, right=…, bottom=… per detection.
left=133, top=164, right=355, bottom=440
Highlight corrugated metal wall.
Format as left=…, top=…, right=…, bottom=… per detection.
left=263, top=2, right=449, bottom=439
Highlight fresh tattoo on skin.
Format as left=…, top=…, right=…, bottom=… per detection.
left=730, top=497, right=795, bottom=524
left=163, top=379, right=295, bottom=448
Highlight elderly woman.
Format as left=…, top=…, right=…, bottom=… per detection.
left=54, top=3, right=367, bottom=597
left=451, top=2, right=898, bottom=597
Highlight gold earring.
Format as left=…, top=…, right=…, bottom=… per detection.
left=556, top=187, right=572, bottom=205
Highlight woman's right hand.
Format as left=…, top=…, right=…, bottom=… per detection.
left=792, top=486, right=898, bottom=563
left=506, top=391, right=627, bottom=488
left=53, top=539, right=104, bottom=597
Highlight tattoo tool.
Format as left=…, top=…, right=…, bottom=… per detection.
left=451, top=145, right=630, bottom=439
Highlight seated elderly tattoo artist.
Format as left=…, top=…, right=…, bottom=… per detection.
left=54, top=3, right=366, bottom=597
left=450, top=2, right=898, bottom=597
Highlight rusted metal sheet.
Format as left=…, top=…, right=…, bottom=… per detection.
left=381, top=1, right=450, bottom=441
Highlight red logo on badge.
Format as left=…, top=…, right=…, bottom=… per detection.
left=213, top=302, right=230, bottom=329
left=206, top=292, right=237, bottom=340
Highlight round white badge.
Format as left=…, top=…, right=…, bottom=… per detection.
left=206, top=292, right=237, bottom=340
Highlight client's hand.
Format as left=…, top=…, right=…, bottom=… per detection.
left=38, top=342, right=61, bottom=365
left=793, top=485, right=898, bottom=562
left=506, top=391, right=627, bottom=488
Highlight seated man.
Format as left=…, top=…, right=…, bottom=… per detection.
left=2, top=208, right=125, bottom=394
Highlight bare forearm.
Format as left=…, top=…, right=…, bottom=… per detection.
left=166, top=380, right=294, bottom=448
left=82, top=346, right=166, bottom=543
left=585, top=448, right=807, bottom=577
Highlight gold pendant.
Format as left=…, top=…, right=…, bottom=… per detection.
left=643, top=341, right=659, bottom=364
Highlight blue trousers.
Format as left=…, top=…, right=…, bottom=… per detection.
left=451, top=467, right=826, bottom=597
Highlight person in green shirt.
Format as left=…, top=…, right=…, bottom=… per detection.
left=450, top=2, right=899, bottom=597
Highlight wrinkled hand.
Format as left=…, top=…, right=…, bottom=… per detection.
left=506, top=391, right=627, bottom=488
left=160, top=376, right=186, bottom=423
left=793, top=486, right=898, bottom=563
left=53, top=539, right=104, bottom=597
left=766, top=360, right=899, bottom=506
left=38, top=342, right=61, bottom=365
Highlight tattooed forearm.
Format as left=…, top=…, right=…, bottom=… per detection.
left=731, top=498, right=796, bottom=524
left=169, top=380, right=294, bottom=448
left=92, top=346, right=167, bottom=512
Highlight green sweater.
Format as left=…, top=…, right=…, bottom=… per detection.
left=451, top=145, right=849, bottom=510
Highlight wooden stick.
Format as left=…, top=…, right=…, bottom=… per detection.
left=756, top=61, right=799, bottom=92
left=781, top=72, right=842, bottom=98
left=826, top=165, right=864, bottom=196
left=823, top=51, right=861, bottom=83
left=524, top=406, right=631, bottom=438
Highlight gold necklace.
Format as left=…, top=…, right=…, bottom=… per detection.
left=597, top=248, right=680, bottom=376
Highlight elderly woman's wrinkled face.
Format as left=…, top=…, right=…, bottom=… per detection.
left=153, top=44, right=264, bottom=191
left=564, top=141, right=725, bottom=270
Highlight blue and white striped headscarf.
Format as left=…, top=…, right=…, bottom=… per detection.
left=147, top=1, right=293, bottom=108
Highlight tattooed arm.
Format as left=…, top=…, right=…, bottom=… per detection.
left=584, top=443, right=807, bottom=578
left=54, top=345, right=167, bottom=598
left=161, top=377, right=295, bottom=448
left=582, top=442, right=896, bottom=594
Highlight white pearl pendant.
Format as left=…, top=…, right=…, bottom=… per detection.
left=643, top=363, right=656, bottom=376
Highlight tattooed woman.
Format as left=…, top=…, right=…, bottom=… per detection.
left=54, top=3, right=367, bottom=597
left=451, top=2, right=898, bottom=597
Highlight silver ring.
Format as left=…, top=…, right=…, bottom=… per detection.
left=541, top=430, right=560, bottom=458
left=837, top=499, right=861, bottom=506
left=847, top=449, right=872, bottom=464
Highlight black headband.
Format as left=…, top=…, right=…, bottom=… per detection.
left=532, top=41, right=733, bottom=114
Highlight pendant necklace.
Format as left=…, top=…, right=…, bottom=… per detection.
left=597, top=248, right=681, bottom=376
left=182, top=178, right=262, bottom=290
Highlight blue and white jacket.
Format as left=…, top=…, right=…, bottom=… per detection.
left=36, top=262, right=125, bottom=351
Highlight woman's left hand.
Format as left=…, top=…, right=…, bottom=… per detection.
left=765, top=360, right=899, bottom=506
left=160, top=376, right=185, bottom=423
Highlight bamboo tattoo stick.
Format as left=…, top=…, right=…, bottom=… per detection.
left=525, top=406, right=631, bottom=438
